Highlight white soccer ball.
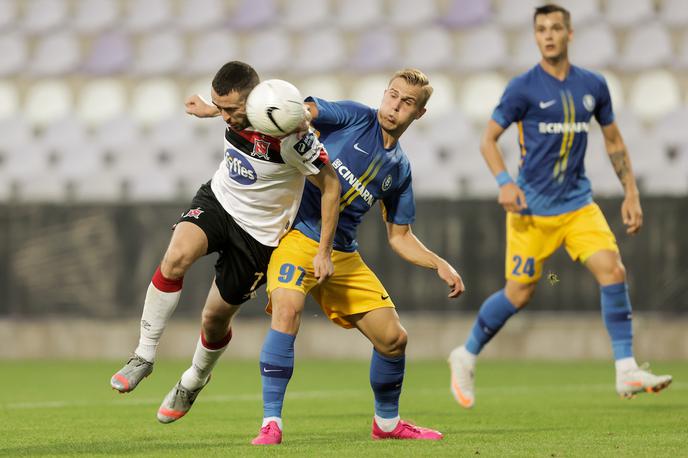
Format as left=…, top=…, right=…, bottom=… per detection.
left=246, top=79, right=306, bottom=137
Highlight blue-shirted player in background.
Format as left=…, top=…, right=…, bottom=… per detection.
left=448, top=4, right=672, bottom=409
left=252, top=69, right=465, bottom=445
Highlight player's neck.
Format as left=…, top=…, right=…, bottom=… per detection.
left=380, top=128, right=401, bottom=149
left=539, top=57, right=570, bottom=82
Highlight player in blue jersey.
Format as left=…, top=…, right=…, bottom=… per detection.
left=448, top=4, right=672, bottom=409
left=251, top=69, right=465, bottom=444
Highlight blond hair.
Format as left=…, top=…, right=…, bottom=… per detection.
left=389, top=68, right=433, bottom=107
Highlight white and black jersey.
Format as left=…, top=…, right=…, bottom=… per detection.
left=210, top=127, right=328, bottom=247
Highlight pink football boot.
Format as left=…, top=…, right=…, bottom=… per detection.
left=371, top=418, right=443, bottom=440
left=251, top=421, right=282, bottom=445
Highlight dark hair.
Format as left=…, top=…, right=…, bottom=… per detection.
left=211, top=61, right=260, bottom=96
left=534, top=3, right=571, bottom=29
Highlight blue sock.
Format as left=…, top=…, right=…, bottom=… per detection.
left=465, top=289, right=518, bottom=355
left=370, top=349, right=404, bottom=419
left=600, top=282, right=633, bottom=360
left=260, top=328, right=295, bottom=418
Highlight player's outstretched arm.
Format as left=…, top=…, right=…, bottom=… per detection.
left=185, top=94, right=221, bottom=118
left=385, top=222, right=465, bottom=298
left=601, top=122, right=643, bottom=235
left=306, top=163, right=341, bottom=284
left=481, top=120, right=527, bottom=213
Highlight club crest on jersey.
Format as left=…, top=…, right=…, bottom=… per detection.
left=583, top=94, right=595, bottom=112
left=381, top=174, right=393, bottom=191
left=251, top=139, right=271, bottom=160
left=225, top=147, right=257, bottom=185
left=182, top=207, right=204, bottom=219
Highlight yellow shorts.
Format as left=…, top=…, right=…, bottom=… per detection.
left=506, top=203, right=618, bottom=284
left=266, top=230, right=394, bottom=329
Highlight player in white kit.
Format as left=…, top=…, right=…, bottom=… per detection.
left=110, top=62, right=340, bottom=400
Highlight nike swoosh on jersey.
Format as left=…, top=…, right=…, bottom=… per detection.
left=353, top=143, right=370, bottom=155
left=539, top=100, right=556, bottom=109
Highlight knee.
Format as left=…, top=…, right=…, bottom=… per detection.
left=201, top=307, right=231, bottom=339
left=608, top=262, right=626, bottom=283
left=161, top=247, right=195, bottom=279
left=376, top=328, right=408, bottom=358
left=505, top=284, right=535, bottom=309
left=272, top=302, right=302, bottom=331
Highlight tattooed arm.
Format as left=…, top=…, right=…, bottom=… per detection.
left=601, top=122, right=642, bottom=235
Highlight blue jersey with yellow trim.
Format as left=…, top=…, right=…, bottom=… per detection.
left=492, top=64, right=615, bottom=215
left=293, top=97, right=415, bottom=252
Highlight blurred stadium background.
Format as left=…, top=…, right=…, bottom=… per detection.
left=1, top=0, right=686, bottom=360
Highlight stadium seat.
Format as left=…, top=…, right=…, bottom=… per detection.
left=455, top=24, right=508, bottom=72
left=0, top=118, right=32, bottom=154
left=350, top=28, right=399, bottom=72
left=653, top=108, right=688, bottom=151
left=555, top=0, right=600, bottom=26
left=30, top=31, right=81, bottom=76
left=599, top=70, right=625, bottom=111
left=38, top=118, right=88, bottom=151
left=134, top=30, right=185, bottom=76
left=186, top=31, right=239, bottom=77
left=0, top=81, right=19, bottom=119
left=0, top=0, right=18, bottom=31
left=618, top=22, right=672, bottom=71
left=92, top=115, right=142, bottom=151
left=335, top=0, right=384, bottom=31
left=605, top=0, right=655, bottom=28
left=299, top=76, right=346, bottom=102
left=569, top=22, right=616, bottom=69
left=293, top=28, right=346, bottom=74
left=177, top=0, right=226, bottom=31
left=82, top=31, right=133, bottom=75
left=458, top=72, right=507, bottom=123
left=5, top=143, right=67, bottom=202
left=73, top=168, right=125, bottom=202
left=22, top=0, right=69, bottom=34
left=349, top=74, right=388, bottom=108
left=0, top=32, right=27, bottom=76
left=495, top=0, right=541, bottom=30
left=642, top=165, right=688, bottom=195
left=628, top=70, right=681, bottom=123
left=402, top=128, right=462, bottom=198
left=24, top=80, right=73, bottom=127
left=660, top=0, right=688, bottom=27
left=72, top=0, right=120, bottom=34
left=124, top=0, right=173, bottom=32
left=76, top=78, right=127, bottom=127
left=241, top=28, right=291, bottom=74
left=673, top=30, right=688, bottom=70
left=441, top=0, right=491, bottom=28
left=229, top=0, right=277, bottom=30
left=148, top=114, right=197, bottom=154
left=509, top=27, right=541, bottom=72
left=282, top=0, right=332, bottom=30
left=389, top=0, right=438, bottom=27
left=403, top=27, right=453, bottom=71
left=131, top=79, right=181, bottom=126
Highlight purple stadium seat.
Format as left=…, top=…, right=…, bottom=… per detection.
left=229, top=0, right=278, bottom=30
left=441, top=0, right=491, bottom=28
left=82, top=31, right=133, bottom=75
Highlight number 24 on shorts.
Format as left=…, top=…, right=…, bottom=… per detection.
left=512, top=255, right=535, bottom=277
left=278, top=263, right=307, bottom=286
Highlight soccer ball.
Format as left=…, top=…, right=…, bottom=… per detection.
left=246, top=79, right=306, bottom=137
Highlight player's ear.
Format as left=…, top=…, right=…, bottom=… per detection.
left=415, top=107, right=427, bottom=120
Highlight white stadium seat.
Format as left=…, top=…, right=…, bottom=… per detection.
left=660, top=0, right=688, bottom=27
left=509, top=27, right=541, bottom=72
left=349, top=74, right=388, bottom=108
left=350, top=28, right=399, bottom=72
left=569, top=22, right=616, bottom=69
left=0, top=0, right=18, bottom=31
left=556, top=0, right=600, bottom=27
left=335, top=0, right=384, bottom=31
left=494, top=0, right=541, bottom=30
left=417, top=73, right=455, bottom=123
left=24, top=80, right=73, bottom=126
left=0, top=81, right=19, bottom=119
left=241, top=28, right=292, bottom=74
left=30, top=31, right=81, bottom=76
left=455, top=24, right=508, bottom=72
left=599, top=70, right=625, bottom=111
left=186, top=31, right=239, bottom=76
left=299, top=76, right=346, bottom=102
left=389, top=0, right=438, bottom=27
left=77, top=78, right=127, bottom=127
left=293, top=28, right=346, bottom=74
left=135, top=30, right=185, bottom=76
left=72, top=0, right=120, bottom=34
left=459, top=72, right=508, bottom=123
left=0, top=32, right=27, bottom=76
left=403, top=27, right=453, bottom=71
left=124, top=0, right=173, bottom=32
left=282, top=0, right=332, bottom=30
left=628, top=70, right=681, bottom=123
left=605, top=0, right=655, bottom=28
left=23, top=0, right=69, bottom=34
left=177, top=0, right=226, bottom=31
left=131, top=79, right=181, bottom=126
left=618, top=22, right=672, bottom=71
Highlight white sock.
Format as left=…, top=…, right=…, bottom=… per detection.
left=615, top=357, right=639, bottom=373
left=374, top=415, right=400, bottom=432
left=262, top=416, right=283, bottom=430
left=134, top=282, right=182, bottom=362
left=459, top=346, right=477, bottom=365
left=180, top=336, right=228, bottom=390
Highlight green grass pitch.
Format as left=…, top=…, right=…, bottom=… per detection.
left=1, top=360, right=685, bottom=457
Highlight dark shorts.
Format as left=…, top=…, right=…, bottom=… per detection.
left=177, top=182, right=274, bottom=305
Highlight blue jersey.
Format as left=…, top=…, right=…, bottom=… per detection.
left=492, top=64, right=615, bottom=215
left=294, top=97, right=415, bottom=252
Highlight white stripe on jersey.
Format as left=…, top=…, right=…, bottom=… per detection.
left=210, top=129, right=318, bottom=247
